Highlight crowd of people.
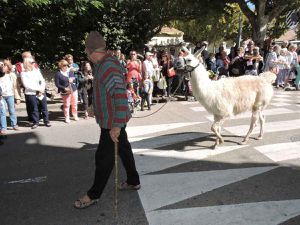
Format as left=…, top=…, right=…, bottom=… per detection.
left=1, top=39, right=300, bottom=137
left=202, top=40, right=300, bottom=89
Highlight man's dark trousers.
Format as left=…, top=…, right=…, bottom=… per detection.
left=87, top=127, right=140, bottom=200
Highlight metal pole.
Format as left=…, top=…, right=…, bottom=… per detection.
left=237, top=13, right=242, bottom=48
left=114, top=142, right=118, bottom=222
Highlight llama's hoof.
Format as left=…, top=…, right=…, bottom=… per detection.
left=239, top=140, right=248, bottom=145
left=256, top=136, right=263, bottom=140
left=219, top=138, right=224, bottom=144
left=211, top=144, right=218, bottom=149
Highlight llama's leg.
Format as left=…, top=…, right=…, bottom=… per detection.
left=211, top=119, right=224, bottom=148
left=217, top=120, right=224, bottom=144
left=241, top=110, right=259, bottom=145
left=256, top=111, right=265, bottom=140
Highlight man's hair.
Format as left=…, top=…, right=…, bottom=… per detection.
left=64, top=54, right=73, bottom=60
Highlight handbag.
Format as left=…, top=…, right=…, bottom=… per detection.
left=153, top=69, right=160, bottom=82
left=168, top=68, right=176, bottom=77
left=157, top=76, right=167, bottom=90
left=62, top=83, right=73, bottom=95
left=167, top=61, right=176, bottom=77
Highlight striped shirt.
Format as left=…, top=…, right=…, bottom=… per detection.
left=93, top=54, right=131, bottom=129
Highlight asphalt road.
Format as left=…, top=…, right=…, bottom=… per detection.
left=0, top=89, right=300, bottom=225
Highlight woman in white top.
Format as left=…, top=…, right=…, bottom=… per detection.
left=21, top=58, right=51, bottom=129
left=264, top=45, right=280, bottom=73
left=276, top=48, right=290, bottom=88
left=0, top=59, right=21, bottom=134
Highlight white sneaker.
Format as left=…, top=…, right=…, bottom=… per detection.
left=74, top=116, right=79, bottom=121
left=65, top=118, right=70, bottom=123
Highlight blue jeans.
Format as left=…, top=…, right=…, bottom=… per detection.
left=0, top=96, right=17, bottom=131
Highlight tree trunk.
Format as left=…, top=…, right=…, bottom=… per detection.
left=251, top=16, right=269, bottom=47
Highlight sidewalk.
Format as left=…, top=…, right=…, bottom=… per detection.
left=15, top=97, right=63, bottom=113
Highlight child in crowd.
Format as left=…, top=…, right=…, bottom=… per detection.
left=126, top=83, right=140, bottom=113
left=140, top=74, right=153, bottom=111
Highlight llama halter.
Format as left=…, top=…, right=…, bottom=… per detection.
left=183, top=58, right=200, bottom=76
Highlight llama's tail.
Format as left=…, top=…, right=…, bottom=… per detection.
left=259, top=71, right=277, bottom=84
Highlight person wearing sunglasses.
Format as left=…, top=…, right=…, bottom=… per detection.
left=20, top=58, right=51, bottom=129
left=55, top=59, right=79, bottom=123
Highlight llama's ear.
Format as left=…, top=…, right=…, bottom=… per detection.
left=194, top=46, right=205, bottom=58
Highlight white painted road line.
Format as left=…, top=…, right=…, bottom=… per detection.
left=135, top=145, right=247, bottom=175
left=179, top=101, right=199, bottom=105
left=273, top=98, right=295, bottom=102
left=130, top=132, right=209, bottom=150
left=5, top=176, right=47, bottom=184
left=127, top=122, right=205, bottom=137
left=255, top=141, right=300, bottom=162
left=190, top=106, right=206, bottom=112
left=147, top=199, right=300, bottom=225
left=206, top=108, right=295, bottom=121
left=271, top=102, right=291, bottom=107
left=138, top=166, right=276, bottom=212
left=225, top=119, right=300, bottom=136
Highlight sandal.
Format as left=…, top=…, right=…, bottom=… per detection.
left=74, top=195, right=99, bottom=209
left=119, top=182, right=141, bottom=191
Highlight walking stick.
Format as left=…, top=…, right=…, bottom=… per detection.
left=114, top=141, right=119, bottom=221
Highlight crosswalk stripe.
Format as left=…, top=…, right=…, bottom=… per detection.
left=127, top=122, right=205, bottom=137
left=224, top=119, right=300, bottom=136
left=190, top=106, right=206, bottom=112
left=138, top=166, right=276, bottom=212
left=147, top=199, right=300, bottom=225
left=135, top=145, right=247, bottom=175
left=271, top=102, right=291, bottom=107
left=206, top=108, right=295, bottom=121
left=274, top=94, right=290, bottom=97
left=179, top=101, right=199, bottom=105
left=273, top=98, right=295, bottom=102
left=255, top=141, right=300, bottom=162
left=131, top=132, right=209, bottom=151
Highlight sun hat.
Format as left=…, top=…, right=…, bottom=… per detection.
left=85, top=31, right=106, bottom=53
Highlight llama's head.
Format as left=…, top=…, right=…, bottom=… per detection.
left=176, top=47, right=204, bottom=73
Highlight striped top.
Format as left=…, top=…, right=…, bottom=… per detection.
left=93, top=54, right=131, bottom=129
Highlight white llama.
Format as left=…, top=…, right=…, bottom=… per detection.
left=182, top=50, right=276, bottom=148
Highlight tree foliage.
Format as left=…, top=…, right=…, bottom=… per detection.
left=230, top=0, right=300, bottom=44
left=171, top=3, right=252, bottom=47
left=0, top=0, right=299, bottom=68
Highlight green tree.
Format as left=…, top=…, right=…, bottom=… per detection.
left=171, top=3, right=252, bottom=47
left=230, top=0, right=300, bottom=45
left=0, top=0, right=105, bottom=67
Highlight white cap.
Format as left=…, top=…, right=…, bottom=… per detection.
left=145, top=52, right=153, bottom=57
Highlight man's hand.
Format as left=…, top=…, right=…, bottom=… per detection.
left=110, top=127, right=121, bottom=143
left=15, top=99, right=21, bottom=105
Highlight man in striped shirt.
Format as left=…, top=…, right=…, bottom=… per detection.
left=74, top=31, right=140, bottom=209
